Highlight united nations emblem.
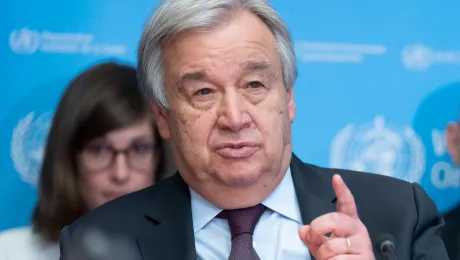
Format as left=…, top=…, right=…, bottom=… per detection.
left=329, top=116, right=425, bottom=183
left=9, top=28, right=41, bottom=54
left=10, top=112, right=53, bottom=185
left=402, top=44, right=432, bottom=71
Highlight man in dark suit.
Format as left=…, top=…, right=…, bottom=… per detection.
left=443, top=205, right=460, bottom=260
left=59, top=0, right=449, bottom=259
left=442, top=121, right=460, bottom=260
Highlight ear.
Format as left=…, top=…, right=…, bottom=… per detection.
left=152, top=103, right=171, bottom=140
left=286, top=87, right=296, bottom=123
left=446, top=122, right=460, bottom=165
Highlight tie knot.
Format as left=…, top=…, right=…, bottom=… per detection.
left=218, top=204, right=266, bottom=239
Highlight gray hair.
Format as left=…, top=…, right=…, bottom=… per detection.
left=137, top=0, right=297, bottom=108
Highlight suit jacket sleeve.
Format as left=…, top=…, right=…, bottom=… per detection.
left=411, top=182, right=449, bottom=259
left=60, top=226, right=92, bottom=260
left=59, top=226, right=76, bottom=260
left=59, top=225, right=101, bottom=260
left=59, top=224, right=142, bottom=260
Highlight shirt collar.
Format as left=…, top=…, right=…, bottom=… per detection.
left=190, top=184, right=222, bottom=233
left=189, top=167, right=302, bottom=233
left=261, top=167, right=302, bottom=223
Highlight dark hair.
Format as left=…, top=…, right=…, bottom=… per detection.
left=31, top=61, right=169, bottom=242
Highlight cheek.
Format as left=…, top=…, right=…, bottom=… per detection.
left=254, top=96, right=291, bottom=147
left=79, top=171, right=106, bottom=191
left=270, top=110, right=289, bottom=142
left=76, top=171, right=107, bottom=209
left=76, top=158, right=98, bottom=189
left=174, top=108, right=215, bottom=148
left=131, top=171, right=156, bottom=187
left=77, top=160, right=107, bottom=191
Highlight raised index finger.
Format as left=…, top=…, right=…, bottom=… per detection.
left=332, top=174, right=358, bottom=219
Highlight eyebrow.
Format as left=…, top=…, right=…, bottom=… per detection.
left=176, top=70, right=207, bottom=88
left=240, top=60, right=271, bottom=72
left=175, top=60, right=272, bottom=88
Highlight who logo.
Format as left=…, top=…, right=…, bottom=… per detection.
left=10, top=112, right=53, bottom=185
left=402, top=44, right=432, bottom=71
left=329, top=116, right=425, bottom=183
left=9, top=28, right=41, bottom=54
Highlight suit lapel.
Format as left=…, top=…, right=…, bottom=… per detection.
left=290, top=154, right=336, bottom=260
left=136, top=173, right=196, bottom=260
left=290, top=153, right=364, bottom=260
left=290, top=153, right=337, bottom=225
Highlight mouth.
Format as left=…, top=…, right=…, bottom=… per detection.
left=104, top=192, right=128, bottom=201
left=215, top=142, right=259, bottom=159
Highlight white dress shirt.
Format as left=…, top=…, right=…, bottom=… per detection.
left=191, top=167, right=311, bottom=260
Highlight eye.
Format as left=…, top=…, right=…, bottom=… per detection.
left=85, top=144, right=110, bottom=156
left=248, top=81, right=263, bottom=89
left=195, top=88, right=213, bottom=96
left=131, top=143, right=153, bottom=154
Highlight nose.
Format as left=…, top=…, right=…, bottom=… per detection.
left=216, top=89, right=251, bottom=132
left=111, top=153, right=130, bottom=183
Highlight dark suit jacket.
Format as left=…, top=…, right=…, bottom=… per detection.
left=59, top=154, right=449, bottom=260
left=442, top=204, right=460, bottom=260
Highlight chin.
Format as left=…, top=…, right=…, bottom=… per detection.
left=217, top=169, right=262, bottom=187
left=96, top=197, right=113, bottom=208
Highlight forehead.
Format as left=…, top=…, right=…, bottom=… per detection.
left=162, top=10, right=279, bottom=77
left=104, top=121, right=153, bottom=143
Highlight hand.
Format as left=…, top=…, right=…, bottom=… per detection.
left=298, top=174, right=375, bottom=259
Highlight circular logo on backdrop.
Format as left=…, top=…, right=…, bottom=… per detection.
left=402, top=44, right=433, bottom=71
left=9, top=28, right=41, bottom=54
left=329, top=116, right=425, bottom=183
left=10, top=111, right=53, bottom=185
left=411, top=82, right=460, bottom=212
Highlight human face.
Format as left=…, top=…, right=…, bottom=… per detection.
left=447, top=122, right=460, bottom=165
left=77, top=120, right=157, bottom=210
left=155, top=10, right=296, bottom=209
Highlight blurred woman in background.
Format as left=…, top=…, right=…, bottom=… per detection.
left=0, top=61, right=173, bottom=259
left=443, top=121, right=460, bottom=260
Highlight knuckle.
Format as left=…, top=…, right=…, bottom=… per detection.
left=330, top=212, right=342, bottom=223
left=317, top=239, right=336, bottom=259
left=324, top=239, right=335, bottom=252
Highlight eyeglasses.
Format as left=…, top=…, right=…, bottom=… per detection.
left=79, top=141, right=157, bottom=171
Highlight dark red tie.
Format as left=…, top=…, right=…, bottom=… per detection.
left=217, top=204, right=266, bottom=260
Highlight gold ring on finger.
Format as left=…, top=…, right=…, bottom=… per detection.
left=346, top=237, right=351, bottom=254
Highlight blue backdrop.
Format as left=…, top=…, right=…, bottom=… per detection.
left=2, top=0, right=460, bottom=232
